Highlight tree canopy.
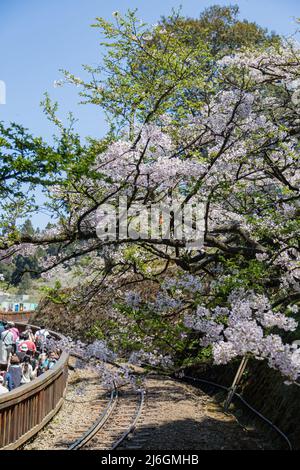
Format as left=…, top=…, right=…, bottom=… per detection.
left=0, top=6, right=299, bottom=382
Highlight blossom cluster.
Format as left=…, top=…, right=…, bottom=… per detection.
left=128, top=349, right=174, bottom=369
left=184, top=290, right=300, bottom=382
left=162, top=274, right=202, bottom=294
left=51, top=335, right=142, bottom=390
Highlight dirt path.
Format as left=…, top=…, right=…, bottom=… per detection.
left=121, top=375, right=272, bottom=450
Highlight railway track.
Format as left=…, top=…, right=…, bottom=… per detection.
left=24, top=365, right=145, bottom=451
left=69, top=386, right=145, bottom=450
left=24, top=365, right=273, bottom=450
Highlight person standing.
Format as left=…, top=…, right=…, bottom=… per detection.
left=21, top=356, right=36, bottom=384
left=34, top=326, right=50, bottom=353
left=0, top=375, right=8, bottom=395
left=2, top=322, right=18, bottom=357
left=7, top=355, right=22, bottom=390
left=0, top=325, right=12, bottom=365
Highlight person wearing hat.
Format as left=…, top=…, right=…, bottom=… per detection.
left=21, top=338, right=36, bottom=352
left=16, top=342, right=29, bottom=361
left=0, top=375, right=8, bottom=395
left=17, top=338, right=36, bottom=356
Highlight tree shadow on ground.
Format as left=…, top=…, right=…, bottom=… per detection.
left=123, top=416, right=274, bottom=450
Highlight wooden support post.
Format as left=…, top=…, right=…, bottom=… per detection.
left=224, top=355, right=248, bottom=412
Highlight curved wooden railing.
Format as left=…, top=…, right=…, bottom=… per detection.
left=0, top=324, right=69, bottom=450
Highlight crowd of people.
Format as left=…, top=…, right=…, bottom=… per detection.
left=0, top=321, right=61, bottom=395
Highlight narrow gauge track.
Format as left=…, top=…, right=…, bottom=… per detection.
left=69, top=385, right=145, bottom=450
left=56, top=374, right=113, bottom=449
left=24, top=365, right=145, bottom=451
left=25, top=363, right=272, bottom=451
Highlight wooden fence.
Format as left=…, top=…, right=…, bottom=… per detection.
left=0, top=311, right=33, bottom=323
left=0, top=324, right=69, bottom=450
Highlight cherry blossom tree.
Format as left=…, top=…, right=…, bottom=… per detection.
left=1, top=11, right=299, bottom=383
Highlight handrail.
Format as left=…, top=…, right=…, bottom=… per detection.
left=0, top=323, right=69, bottom=450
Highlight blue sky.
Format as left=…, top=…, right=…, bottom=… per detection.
left=0, top=0, right=299, bottom=140
left=0, top=0, right=299, bottom=227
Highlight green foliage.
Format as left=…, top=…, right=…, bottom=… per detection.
left=212, top=257, right=267, bottom=306
left=0, top=121, right=71, bottom=195
left=39, top=280, right=68, bottom=304
left=62, top=9, right=213, bottom=135
left=85, top=321, right=106, bottom=341
left=161, top=5, right=280, bottom=56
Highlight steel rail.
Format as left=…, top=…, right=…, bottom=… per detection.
left=69, top=388, right=144, bottom=451
left=68, top=389, right=119, bottom=450
left=112, top=390, right=145, bottom=450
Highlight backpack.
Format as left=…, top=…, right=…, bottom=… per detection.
left=35, top=329, right=49, bottom=344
